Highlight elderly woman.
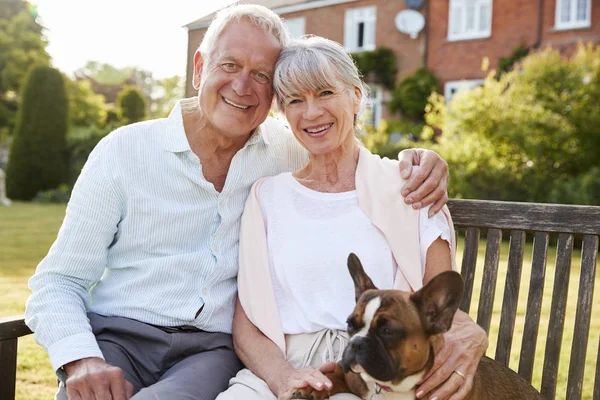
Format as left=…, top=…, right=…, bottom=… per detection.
left=217, top=36, right=486, bottom=400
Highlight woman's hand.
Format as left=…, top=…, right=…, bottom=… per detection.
left=398, top=148, right=449, bottom=216
left=415, top=311, right=488, bottom=400
left=275, top=365, right=333, bottom=400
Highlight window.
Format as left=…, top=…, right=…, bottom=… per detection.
left=283, top=17, right=306, bottom=39
left=448, top=0, right=492, bottom=41
left=555, top=0, right=591, bottom=30
left=344, top=6, right=376, bottom=52
left=444, top=79, right=485, bottom=102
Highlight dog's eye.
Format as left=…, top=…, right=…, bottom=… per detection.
left=346, top=318, right=357, bottom=334
left=380, top=326, right=394, bottom=336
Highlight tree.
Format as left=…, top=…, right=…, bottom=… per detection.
left=6, top=66, right=69, bottom=200
left=117, top=86, right=146, bottom=125
left=388, top=68, right=441, bottom=121
left=64, top=76, right=107, bottom=127
left=0, top=3, right=50, bottom=137
left=150, top=75, right=184, bottom=118
left=422, top=43, right=600, bottom=205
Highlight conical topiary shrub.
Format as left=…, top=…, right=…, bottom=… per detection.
left=6, top=65, right=69, bottom=200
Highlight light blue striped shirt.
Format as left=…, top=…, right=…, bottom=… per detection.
left=25, top=98, right=308, bottom=371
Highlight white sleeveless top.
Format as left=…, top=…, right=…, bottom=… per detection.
left=258, top=172, right=451, bottom=334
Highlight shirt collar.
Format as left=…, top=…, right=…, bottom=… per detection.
left=162, top=100, right=193, bottom=153
left=162, top=97, right=271, bottom=152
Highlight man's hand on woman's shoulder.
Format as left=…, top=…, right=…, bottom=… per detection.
left=398, top=148, right=449, bottom=217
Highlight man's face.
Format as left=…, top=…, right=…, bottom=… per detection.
left=194, top=20, right=281, bottom=140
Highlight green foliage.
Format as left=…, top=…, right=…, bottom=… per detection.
left=67, top=123, right=114, bottom=185
left=498, top=43, right=529, bottom=74
left=0, top=5, right=50, bottom=137
left=64, top=77, right=107, bottom=127
left=351, top=47, right=398, bottom=90
left=117, top=86, right=147, bottom=125
left=421, top=43, right=600, bottom=205
left=0, top=9, right=49, bottom=95
left=388, top=68, right=440, bottom=121
left=33, top=184, right=71, bottom=203
left=6, top=66, right=69, bottom=200
left=150, top=75, right=184, bottom=118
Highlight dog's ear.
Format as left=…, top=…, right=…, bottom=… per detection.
left=410, top=271, right=464, bottom=335
left=347, top=253, right=378, bottom=302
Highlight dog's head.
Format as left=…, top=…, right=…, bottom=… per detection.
left=341, top=253, right=464, bottom=384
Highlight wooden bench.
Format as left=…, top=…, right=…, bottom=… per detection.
left=1, top=199, right=598, bottom=400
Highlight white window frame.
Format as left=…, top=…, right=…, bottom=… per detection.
left=344, top=6, right=376, bottom=52
left=283, top=17, right=306, bottom=39
left=555, top=0, right=592, bottom=30
left=444, top=79, right=485, bottom=102
left=447, top=0, right=493, bottom=41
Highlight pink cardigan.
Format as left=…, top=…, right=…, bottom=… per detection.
left=237, top=147, right=457, bottom=352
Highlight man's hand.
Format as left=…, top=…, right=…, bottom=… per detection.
left=398, top=148, right=449, bottom=216
left=416, top=311, right=488, bottom=400
left=274, top=364, right=333, bottom=400
left=64, top=357, right=134, bottom=400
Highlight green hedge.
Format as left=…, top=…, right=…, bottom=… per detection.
left=6, top=66, right=68, bottom=200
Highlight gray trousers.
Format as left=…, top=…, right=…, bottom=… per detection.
left=56, top=312, right=243, bottom=400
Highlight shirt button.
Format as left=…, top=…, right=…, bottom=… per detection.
left=202, top=290, right=207, bottom=296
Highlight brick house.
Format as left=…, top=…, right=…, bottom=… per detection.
left=429, top=0, right=600, bottom=100
left=184, top=0, right=599, bottom=123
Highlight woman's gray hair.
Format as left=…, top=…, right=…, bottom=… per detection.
left=273, top=36, right=370, bottom=127
left=199, top=4, right=290, bottom=67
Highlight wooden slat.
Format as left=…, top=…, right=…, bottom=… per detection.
left=448, top=199, right=600, bottom=235
left=541, top=233, right=574, bottom=399
left=566, top=235, right=598, bottom=400
left=0, top=338, right=18, bottom=400
left=495, top=230, right=525, bottom=366
left=0, top=316, right=32, bottom=340
left=476, top=228, right=502, bottom=334
left=459, top=227, right=480, bottom=313
left=518, top=231, right=549, bottom=382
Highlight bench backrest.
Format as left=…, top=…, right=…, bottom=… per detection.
left=447, top=199, right=600, bottom=400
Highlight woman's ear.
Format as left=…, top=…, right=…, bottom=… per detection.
left=353, top=87, right=362, bottom=114
left=192, top=50, right=204, bottom=90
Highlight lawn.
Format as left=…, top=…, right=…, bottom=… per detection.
left=1, top=202, right=598, bottom=399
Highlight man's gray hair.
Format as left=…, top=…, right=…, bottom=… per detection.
left=199, top=4, right=290, bottom=66
left=273, top=36, right=370, bottom=125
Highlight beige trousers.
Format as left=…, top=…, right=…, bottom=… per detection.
left=216, top=329, right=361, bottom=399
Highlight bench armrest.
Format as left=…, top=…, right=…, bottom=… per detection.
left=0, top=315, right=32, bottom=340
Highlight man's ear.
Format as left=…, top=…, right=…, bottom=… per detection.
left=192, top=49, right=204, bottom=90
left=347, top=253, right=378, bottom=302
left=410, top=271, right=464, bottom=335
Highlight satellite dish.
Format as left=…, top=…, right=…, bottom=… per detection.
left=395, top=10, right=425, bottom=39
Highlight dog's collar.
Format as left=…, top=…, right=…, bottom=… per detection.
left=375, top=383, right=393, bottom=393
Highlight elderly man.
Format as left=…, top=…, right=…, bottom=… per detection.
left=25, top=4, right=481, bottom=400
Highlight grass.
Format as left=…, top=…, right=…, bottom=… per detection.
left=1, top=203, right=598, bottom=399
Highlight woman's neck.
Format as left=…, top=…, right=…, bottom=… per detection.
left=293, top=139, right=360, bottom=193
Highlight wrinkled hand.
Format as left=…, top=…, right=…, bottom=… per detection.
left=398, top=148, right=449, bottom=216
left=276, top=364, right=334, bottom=400
left=416, top=311, right=488, bottom=400
left=64, top=357, right=134, bottom=400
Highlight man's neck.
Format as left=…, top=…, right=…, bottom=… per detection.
left=181, top=99, right=253, bottom=192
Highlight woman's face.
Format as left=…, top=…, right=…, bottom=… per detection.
left=282, top=81, right=361, bottom=157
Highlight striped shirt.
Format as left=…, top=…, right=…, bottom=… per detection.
left=25, top=98, right=308, bottom=371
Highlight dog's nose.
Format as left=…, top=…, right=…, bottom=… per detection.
left=351, top=337, right=366, bottom=351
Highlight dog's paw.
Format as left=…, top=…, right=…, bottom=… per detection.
left=291, top=387, right=330, bottom=400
